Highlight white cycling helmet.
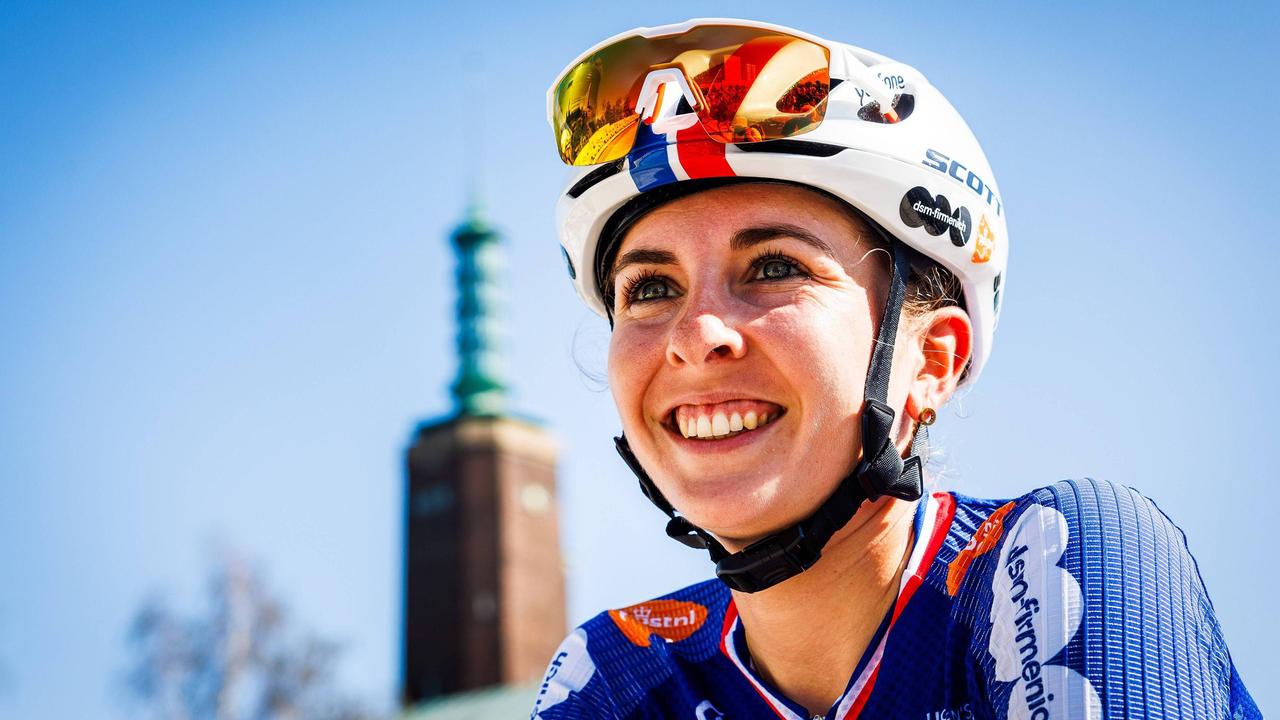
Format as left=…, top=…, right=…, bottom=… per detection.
left=550, top=18, right=1007, bottom=385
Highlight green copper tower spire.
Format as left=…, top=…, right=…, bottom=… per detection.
left=449, top=196, right=507, bottom=417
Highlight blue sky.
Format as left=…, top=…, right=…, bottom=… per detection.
left=1, top=1, right=1276, bottom=717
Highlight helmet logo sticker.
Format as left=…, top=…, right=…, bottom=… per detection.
left=922, top=148, right=1003, bottom=217
left=972, top=215, right=997, bottom=264
left=900, top=186, right=972, bottom=247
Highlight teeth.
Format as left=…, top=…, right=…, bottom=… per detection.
left=712, top=412, right=730, bottom=437
left=672, top=406, right=780, bottom=440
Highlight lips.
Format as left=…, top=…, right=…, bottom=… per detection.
left=664, top=399, right=786, bottom=440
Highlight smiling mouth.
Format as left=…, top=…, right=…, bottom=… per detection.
left=664, top=400, right=787, bottom=440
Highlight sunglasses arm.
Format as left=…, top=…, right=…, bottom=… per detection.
left=832, top=46, right=899, bottom=119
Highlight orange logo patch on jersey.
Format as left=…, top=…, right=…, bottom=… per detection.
left=971, top=214, right=997, bottom=264
left=608, top=599, right=708, bottom=647
left=946, top=501, right=1016, bottom=596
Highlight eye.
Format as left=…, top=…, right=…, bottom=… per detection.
left=620, top=269, right=676, bottom=307
left=759, top=258, right=795, bottom=280
left=635, top=278, right=672, bottom=301
left=751, top=251, right=808, bottom=281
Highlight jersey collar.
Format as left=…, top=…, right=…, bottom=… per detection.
left=718, top=492, right=958, bottom=720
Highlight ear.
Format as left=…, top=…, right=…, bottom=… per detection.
left=904, top=306, right=974, bottom=422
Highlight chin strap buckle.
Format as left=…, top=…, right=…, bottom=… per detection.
left=852, top=398, right=924, bottom=501
left=714, top=523, right=822, bottom=594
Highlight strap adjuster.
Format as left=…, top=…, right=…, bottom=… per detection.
left=715, top=523, right=822, bottom=593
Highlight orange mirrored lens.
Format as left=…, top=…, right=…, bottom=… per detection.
left=553, top=36, right=645, bottom=166
left=688, top=34, right=829, bottom=144
left=553, top=26, right=830, bottom=166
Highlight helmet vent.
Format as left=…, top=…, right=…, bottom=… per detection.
left=857, top=93, right=915, bottom=123
left=735, top=139, right=846, bottom=157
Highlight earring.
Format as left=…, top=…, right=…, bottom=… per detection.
left=919, top=407, right=937, bottom=426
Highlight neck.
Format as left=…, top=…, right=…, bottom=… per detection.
left=730, top=494, right=917, bottom=717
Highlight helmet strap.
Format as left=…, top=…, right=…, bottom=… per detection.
left=612, top=238, right=925, bottom=593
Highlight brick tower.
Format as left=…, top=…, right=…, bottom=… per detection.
left=401, top=201, right=566, bottom=703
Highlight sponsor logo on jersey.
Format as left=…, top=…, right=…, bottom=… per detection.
left=925, top=704, right=975, bottom=720
left=530, top=628, right=595, bottom=719
left=988, top=505, right=1101, bottom=719
left=922, top=148, right=1003, bottom=217
left=694, top=699, right=725, bottom=720
left=972, top=215, right=997, bottom=264
left=609, top=599, right=708, bottom=647
left=900, top=186, right=972, bottom=248
left=947, top=500, right=1016, bottom=596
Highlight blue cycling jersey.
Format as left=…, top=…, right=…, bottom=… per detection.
left=531, top=478, right=1260, bottom=719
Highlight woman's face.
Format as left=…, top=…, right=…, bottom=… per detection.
left=607, top=183, right=918, bottom=545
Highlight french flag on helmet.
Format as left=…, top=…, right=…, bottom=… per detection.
left=626, top=68, right=737, bottom=191
left=627, top=121, right=737, bottom=192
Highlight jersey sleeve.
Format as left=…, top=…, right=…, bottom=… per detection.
left=529, top=628, right=617, bottom=720
left=980, top=477, right=1260, bottom=719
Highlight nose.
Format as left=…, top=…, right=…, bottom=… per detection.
left=665, top=297, right=746, bottom=367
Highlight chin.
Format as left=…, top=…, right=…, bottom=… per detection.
left=658, top=468, right=805, bottom=545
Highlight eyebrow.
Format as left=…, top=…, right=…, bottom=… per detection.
left=730, top=223, right=837, bottom=258
left=608, top=248, right=679, bottom=290
left=609, top=223, right=837, bottom=288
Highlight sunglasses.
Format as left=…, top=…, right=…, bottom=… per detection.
left=550, top=23, right=886, bottom=167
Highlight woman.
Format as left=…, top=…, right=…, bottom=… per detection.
left=533, top=20, right=1259, bottom=719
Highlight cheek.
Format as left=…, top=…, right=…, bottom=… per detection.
left=607, top=326, right=665, bottom=420
left=757, top=296, right=872, bottom=410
